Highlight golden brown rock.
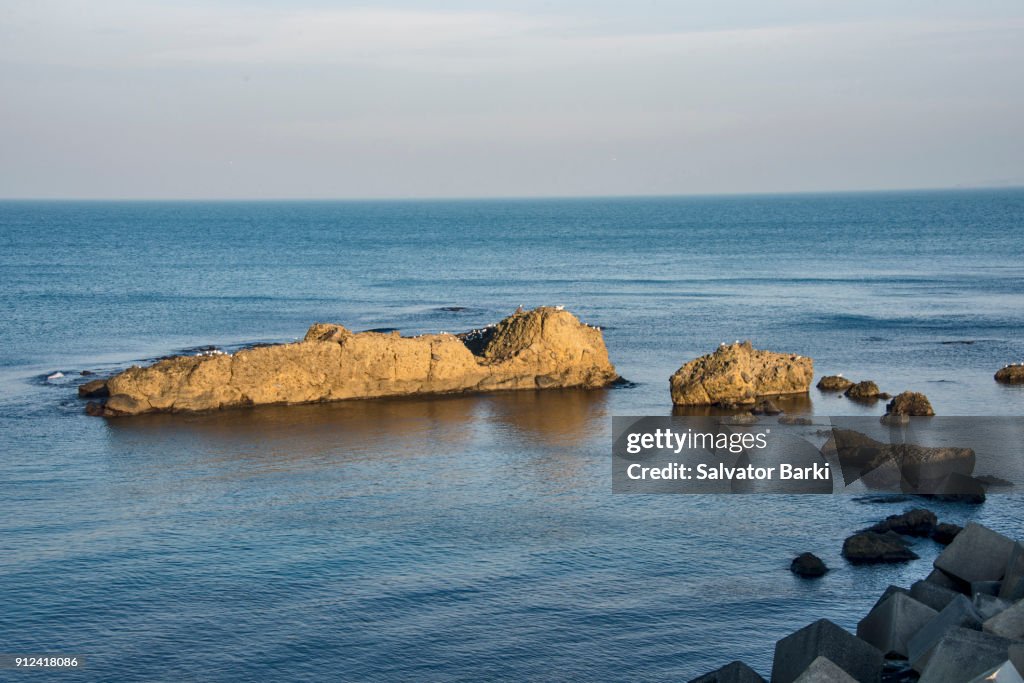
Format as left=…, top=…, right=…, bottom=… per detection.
left=817, top=375, right=854, bottom=392
left=996, top=365, right=1024, bottom=384
left=668, top=341, right=813, bottom=406
left=845, top=380, right=882, bottom=401
left=886, top=391, right=935, bottom=416
left=94, top=307, right=618, bottom=416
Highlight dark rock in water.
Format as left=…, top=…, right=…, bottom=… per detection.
left=80, top=369, right=94, bottom=376
left=78, top=379, right=109, bottom=398
left=771, top=618, right=882, bottom=683
left=931, top=523, right=963, bottom=545
left=886, top=391, right=935, bottom=416
left=857, top=591, right=937, bottom=659
left=752, top=399, right=782, bottom=415
left=817, top=375, right=854, bottom=392
left=823, top=428, right=975, bottom=493
left=868, top=508, right=937, bottom=537
left=84, top=401, right=106, bottom=417
left=791, top=552, right=829, bottom=578
left=438, top=306, right=470, bottom=312
left=976, top=474, right=1014, bottom=489
left=778, top=416, right=813, bottom=425
left=878, top=392, right=892, bottom=400
left=915, top=626, right=1014, bottom=682
left=688, top=660, right=765, bottom=683
left=845, top=381, right=882, bottom=401
left=995, top=364, right=1024, bottom=384
left=843, top=531, right=919, bottom=564
left=934, top=522, right=1015, bottom=585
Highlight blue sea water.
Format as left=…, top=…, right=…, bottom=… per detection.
left=1, top=190, right=1023, bottom=681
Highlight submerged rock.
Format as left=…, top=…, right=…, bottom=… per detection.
left=90, top=307, right=619, bottom=416
left=669, top=342, right=813, bottom=406
left=817, top=375, right=854, bottom=392
left=886, top=391, right=935, bottom=416
left=996, top=365, right=1024, bottom=384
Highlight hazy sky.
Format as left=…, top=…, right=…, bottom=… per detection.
left=1, top=0, right=1022, bottom=198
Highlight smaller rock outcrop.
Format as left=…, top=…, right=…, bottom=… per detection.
left=886, top=391, right=935, bottom=416
left=78, top=379, right=109, bottom=398
left=817, top=375, right=853, bottom=392
left=669, top=342, right=813, bottom=406
left=842, top=531, right=919, bottom=564
left=995, top=364, right=1024, bottom=384
left=844, top=381, right=882, bottom=401
left=868, top=509, right=938, bottom=537
left=791, top=553, right=829, bottom=578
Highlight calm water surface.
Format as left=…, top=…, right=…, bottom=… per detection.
left=1, top=191, right=1023, bottom=680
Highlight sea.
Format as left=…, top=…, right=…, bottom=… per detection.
left=1, top=190, right=1022, bottom=681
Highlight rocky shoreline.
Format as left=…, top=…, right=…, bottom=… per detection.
left=693, top=518, right=1024, bottom=682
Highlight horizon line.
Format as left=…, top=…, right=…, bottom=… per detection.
left=0, top=184, right=1021, bottom=203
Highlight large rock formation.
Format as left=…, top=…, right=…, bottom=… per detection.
left=669, top=342, right=813, bottom=406
left=91, top=307, right=619, bottom=417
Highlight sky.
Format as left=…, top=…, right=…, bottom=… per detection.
left=1, top=0, right=1022, bottom=199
